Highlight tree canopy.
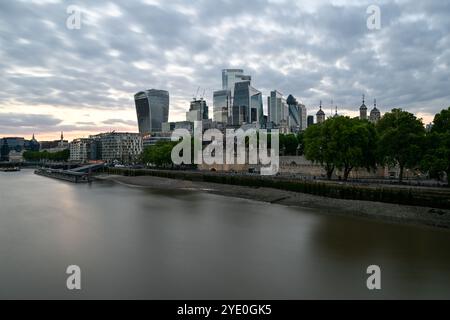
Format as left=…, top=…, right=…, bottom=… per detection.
left=376, top=108, right=425, bottom=182
left=304, top=116, right=378, bottom=180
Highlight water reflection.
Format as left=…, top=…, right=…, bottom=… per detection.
left=0, top=170, right=449, bottom=299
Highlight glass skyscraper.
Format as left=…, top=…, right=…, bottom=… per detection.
left=222, top=69, right=251, bottom=97
left=213, top=89, right=231, bottom=124
left=268, top=90, right=288, bottom=126
left=232, top=81, right=263, bottom=126
left=134, top=89, right=169, bottom=134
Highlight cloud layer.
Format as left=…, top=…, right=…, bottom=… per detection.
left=0, top=0, right=449, bottom=139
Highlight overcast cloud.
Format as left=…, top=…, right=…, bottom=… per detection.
left=0, top=0, right=449, bottom=139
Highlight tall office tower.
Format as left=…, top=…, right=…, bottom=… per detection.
left=213, top=90, right=231, bottom=124
left=222, top=69, right=252, bottom=98
left=134, top=89, right=169, bottom=134
left=299, top=103, right=307, bottom=131
left=359, top=94, right=368, bottom=120
left=307, top=115, right=314, bottom=127
left=186, top=98, right=208, bottom=122
left=268, top=90, right=288, bottom=126
left=232, top=81, right=263, bottom=126
left=287, top=94, right=300, bottom=130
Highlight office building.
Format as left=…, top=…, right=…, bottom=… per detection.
left=90, top=132, right=143, bottom=164
left=268, top=90, right=288, bottom=126
left=307, top=115, right=314, bottom=127
left=232, top=81, right=263, bottom=126
left=135, top=89, right=169, bottom=134
left=69, top=138, right=98, bottom=162
left=186, top=98, right=208, bottom=122
left=213, top=89, right=231, bottom=124
left=222, top=69, right=251, bottom=98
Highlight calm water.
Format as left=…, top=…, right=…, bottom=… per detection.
left=0, top=170, right=450, bottom=299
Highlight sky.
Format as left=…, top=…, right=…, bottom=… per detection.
left=0, top=0, right=449, bottom=141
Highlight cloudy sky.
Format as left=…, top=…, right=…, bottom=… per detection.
left=0, top=0, right=449, bottom=140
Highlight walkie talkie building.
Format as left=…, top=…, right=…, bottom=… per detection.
left=134, top=89, right=169, bottom=134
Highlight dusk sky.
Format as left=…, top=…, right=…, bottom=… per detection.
left=0, top=0, right=449, bottom=140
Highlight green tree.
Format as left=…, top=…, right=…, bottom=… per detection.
left=304, top=121, right=336, bottom=179
left=331, top=117, right=378, bottom=181
left=376, top=109, right=425, bottom=183
left=280, top=134, right=299, bottom=156
left=421, top=107, right=450, bottom=184
left=142, top=141, right=177, bottom=168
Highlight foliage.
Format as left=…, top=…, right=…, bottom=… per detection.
left=141, top=141, right=178, bottom=168
left=303, top=120, right=336, bottom=179
left=23, top=149, right=70, bottom=162
left=421, top=107, right=450, bottom=184
left=376, top=109, right=425, bottom=182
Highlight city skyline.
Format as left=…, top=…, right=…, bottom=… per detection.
left=1, top=0, right=449, bottom=140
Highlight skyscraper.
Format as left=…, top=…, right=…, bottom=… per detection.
left=299, top=103, right=307, bottom=131
left=134, top=89, right=169, bottom=134
left=222, top=69, right=252, bottom=101
left=268, top=90, right=288, bottom=126
left=213, top=89, right=231, bottom=124
left=186, top=98, right=208, bottom=122
left=287, top=94, right=300, bottom=130
left=232, top=81, right=263, bottom=126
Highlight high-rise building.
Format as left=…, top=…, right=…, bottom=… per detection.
left=186, top=98, right=208, bottom=122
left=213, top=89, right=231, bottom=124
left=299, top=103, right=307, bottom=131
left=232, top=81, right=263, bottom=126
left=222, top=69, right=251, bottom=97
left=268, top=90, right=288, bottom=126
left=359, top=94, right=368, bottom=121
left=307, top=115, right=315, bottom=127
left=135, top=89, right=169, bottom=134
left=287, top=94, right=300, bottom=131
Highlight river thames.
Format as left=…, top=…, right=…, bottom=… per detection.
left=1, top=170, right=450, bottom=299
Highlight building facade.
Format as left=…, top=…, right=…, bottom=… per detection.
left=268, top=90, right=288, bottom=126
left=90, top=132, right=143, bottom=164
left=135, top=89, right=169, bottom=134
left=213, top=89, right=231, bottom=124
left=232, top=81, right=263, bottom=126
left=69, top=138, right=98, bottom=162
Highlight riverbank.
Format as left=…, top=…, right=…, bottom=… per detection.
left=96, top=174, right=450, bottom=230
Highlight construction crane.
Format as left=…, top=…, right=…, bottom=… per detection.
left=193, top=86, right=200, bottom=100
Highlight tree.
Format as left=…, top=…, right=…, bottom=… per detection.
left=376, top=109, right=425, bottom=183
left=421, top=107, right=450, bottom=185
left=331, top=117, right=378, bottom=181
left=280, top=134, right=299, bottom=156
left=142, top=141, right=177, bottom=168
left=304, top=120, right=336, bottom=180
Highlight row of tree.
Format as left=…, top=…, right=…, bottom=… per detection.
left=303, top=107, right=450, bottom=183
left=22, top=149, right=70, bottom=162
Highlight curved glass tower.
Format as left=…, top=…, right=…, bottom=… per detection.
left=134, top=89, right=169, bottom=134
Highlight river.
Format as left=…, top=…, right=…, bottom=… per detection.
left=1, top=170, right=450, bottom=299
